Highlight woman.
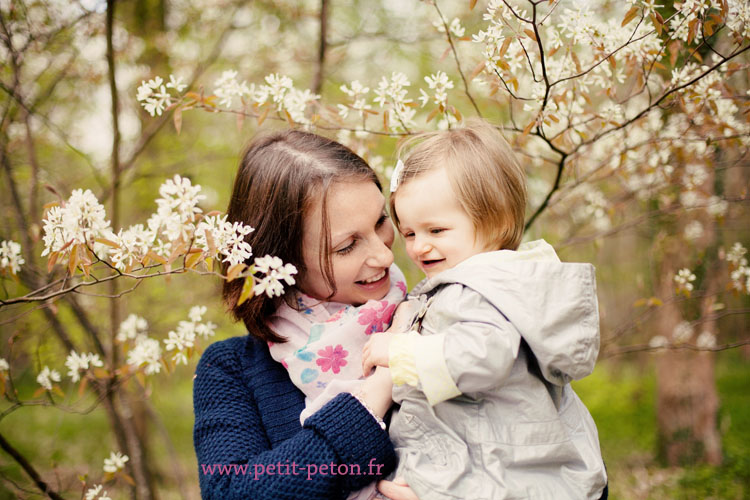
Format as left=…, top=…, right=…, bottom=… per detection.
left=193, top=129, right=417, bottom=500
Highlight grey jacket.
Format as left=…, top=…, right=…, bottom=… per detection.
left=389, top=242, right=607, bottom=500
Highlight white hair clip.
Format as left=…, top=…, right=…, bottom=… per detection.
left=390, top=159, right=405, bottom=193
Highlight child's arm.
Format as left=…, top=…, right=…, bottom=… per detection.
left=388, top=284, right=522, bottom=406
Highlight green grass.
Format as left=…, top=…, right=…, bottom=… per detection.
left=574, top=351, right=750, bottom=499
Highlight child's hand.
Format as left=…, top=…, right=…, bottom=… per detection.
left=362, top=332, right=394, bottom=376
left=388, top=301, right=417, bottom=333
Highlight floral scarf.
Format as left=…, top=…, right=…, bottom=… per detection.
left=268, top=264, right=407, bottom=423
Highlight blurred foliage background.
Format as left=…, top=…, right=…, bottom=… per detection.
left=0, top=0, right=749, bottom=499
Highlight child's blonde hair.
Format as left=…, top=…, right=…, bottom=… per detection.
left=390, top=118, right=527, bottom=250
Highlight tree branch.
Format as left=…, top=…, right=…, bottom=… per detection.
left=0, top=432, right=65, bottom=500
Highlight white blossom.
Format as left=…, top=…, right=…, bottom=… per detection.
left=148, top=175, right=205, bottom=242
left=109, top=224, right=154, bottom=271
left=103, top=451, right=129, bottom=473
left=189, top=305, right=207, bottom=323
left=41, top=190, right=111, bottom=258
left=213, top=70, right=252, bottom=108
left=136, top=76, right=175, bottom=117
left=65, top=350, right=104, bottom=383
left=0, top=358, right=9, bottom=371
left=127, top=335, right=162, bottom=375
left=84, top=484, right=104, bottom=500
left=166, top=74, right=187, bottom=93
left=339, top=80, right=372, bottom=119
left=164, top=320, right=196, bottom=364
left=649, top=335, right=669, bottom=349
left=434, top=17, right=465, bottom=37
left=195, top=214, right=254, bottom=266
left=36, top=366, right=61, bottom=391
left=727, top=242, right=747, bottom=266
left=672, top=321, right=694, bottom=343
left=117, top=314, right=148, bottom=342
left=422, top=71, right=455, bottom=108
left=683, top=220, right=704, bottom=241
left=195, top=321, right=217, bottom=339
left=674, top=268, right=696, bottom=293
left=253, top=255, right=297, bottom=298
left=727, top=0, right=750, bottom=38
left=696, top=331, right=717, bottom=349
left=706, top=195, right=728, bottom=218
left=374, top=72, right=415, bottom=131
left=0, top=240, right=24, bottom=274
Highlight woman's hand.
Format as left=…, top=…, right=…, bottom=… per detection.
left=358, top=365, right=393, bottom=418
left=362, top=332, right=394, bottom=376
left=377, top=477, right=419, bottom=500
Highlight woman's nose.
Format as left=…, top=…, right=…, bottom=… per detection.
left=367, top=235, right=394, bottom=268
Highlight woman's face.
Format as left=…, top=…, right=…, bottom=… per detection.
left=299, top=180, right=395, bottom=306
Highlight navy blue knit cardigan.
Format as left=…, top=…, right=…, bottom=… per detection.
left=193, top=334, right=398, bottom=499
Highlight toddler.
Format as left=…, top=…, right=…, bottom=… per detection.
left=363, top=119, right=608, bottom=500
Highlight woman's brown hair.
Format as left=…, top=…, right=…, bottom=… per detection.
left=223, top=129, right=381, bottom=343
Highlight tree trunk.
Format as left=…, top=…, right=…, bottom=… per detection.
left=654, top=156, right=723, bottom=466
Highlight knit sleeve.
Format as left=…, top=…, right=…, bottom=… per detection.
left=193, top=341, right=397, bottom=500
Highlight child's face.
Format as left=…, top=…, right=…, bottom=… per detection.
left=300, top=180, right=395, bottom=305
left=394, top=167, right=489, bottom=278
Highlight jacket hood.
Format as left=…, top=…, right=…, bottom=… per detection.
left=412, top=240, right=600, bottom=386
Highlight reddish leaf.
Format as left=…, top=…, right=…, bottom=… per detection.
left=174, top=107, right=183, bottom=135
left=622, top=6, right=639, bottom=27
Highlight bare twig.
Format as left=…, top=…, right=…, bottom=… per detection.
left=311, top=0, right=328, bottom=95
left=0, top=432, right=66, bottom=500
left=433, top=0, right=483, bottom=117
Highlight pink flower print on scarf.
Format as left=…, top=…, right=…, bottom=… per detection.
left=316, top=344, right=348, bottom=374
left=358, top=300, right=397, bottom=335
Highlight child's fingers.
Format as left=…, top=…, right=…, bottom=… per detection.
left=376, top=478, right=419, bottom=500
left=362, top=352, right=372, bottom=377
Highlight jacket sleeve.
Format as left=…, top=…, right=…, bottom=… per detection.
left=193, top=341, right=397, bottom=500
left=391, top=285, right=521, bottom=406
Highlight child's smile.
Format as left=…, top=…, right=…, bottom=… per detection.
left=394, top=167, right=490, bottom=278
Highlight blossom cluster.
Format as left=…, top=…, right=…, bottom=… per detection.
left=41, top=189, right=111, bottom=259
left=0, top=239, right=24, bottom=275
left=374, top=72, right=417, bottom=131
left=64, top=350, right=104, bottom=383
left=163, top=305, right=217, bottom=365
left=338, top=80, right=372, bottom=120
left=674, top=268, right=696, bottom=295
left=253, top=255, right=298, bottom=298
left=213, top=71, right=320, bottom=124
left=419, top=71, right=455, bottom=109
left=195, top=214, right=254, bottom=267
left=84, top=483, right=112, bottom=500
left=36, top=365, right=61, bottom=391
left=119, top=306, right=216, bottom=372
left=433, top=17, right=465, bottom=38
left=727, top=242, right=750, bottom=293
left=136, top=75, right=187, bottom=117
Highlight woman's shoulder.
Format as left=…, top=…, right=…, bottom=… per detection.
left=197, top=334, right=269, bottom=377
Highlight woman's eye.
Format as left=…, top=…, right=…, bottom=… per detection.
left=336, top=241, right=356, bottom=255
left=375, top=213, right=389, bottom=228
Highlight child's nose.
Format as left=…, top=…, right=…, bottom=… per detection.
left=413, top=236, right=432, bottom=255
